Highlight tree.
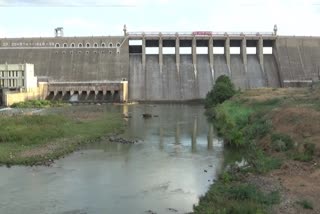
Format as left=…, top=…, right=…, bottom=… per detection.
left=205, top=75, right=236, bottom=108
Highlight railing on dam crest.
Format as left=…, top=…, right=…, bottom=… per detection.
left=128, top=31, right=276, bottom=39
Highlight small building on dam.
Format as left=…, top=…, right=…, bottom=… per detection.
left=0, top=25, right=319, bottom=104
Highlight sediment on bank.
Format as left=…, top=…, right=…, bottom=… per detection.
left=0, top=107, right=124, bottom=166
left=194, top=87, right=320, bottom=214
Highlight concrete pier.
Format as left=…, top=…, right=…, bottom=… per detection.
left=208, top=37, right=214, bottom=80
left=175, top=36, right=180, bottom=74
left=159, top=34, right=163, bottom=73
left=192, top=36, right=197, bottom=78
left=241, top=38, right=248, bottom=72
left=225, top=36, right=231, bottom=73
left=142, top=36, right=146, bottom=67
left=257, top=37, right=264, bottom=69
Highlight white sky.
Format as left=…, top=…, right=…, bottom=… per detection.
left=0, top=0, right=319, bottom=37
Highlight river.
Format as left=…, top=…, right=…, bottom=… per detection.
left=0, top=104, right=224, bottom=214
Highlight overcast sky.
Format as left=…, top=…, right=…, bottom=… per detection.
left=0, top=0, right=319, bottom=37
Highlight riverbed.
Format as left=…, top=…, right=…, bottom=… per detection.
left=0, top=104, right=224, bottom=214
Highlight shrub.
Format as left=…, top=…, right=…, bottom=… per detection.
left=11, top=100, right=64, bottom=108
left=271, top=133, right=294, bottom=152
left=194, top=182, right=280, bottom=214
left=247, top=148, right=282, bottom=174
left=220, top=171, right=233, bottom=184
left=296, top=199, right=313, bottom=210
left=205, top=75, right=236, bottom=108
left=245, top=118, right=272, bottom=140
left=304, top=142, right=316, bottom=156
left=292, top=142, right=316, bottom=162
left=228, top=184, right=280, bottom=205
left=213, top=101, right=252, bottom=147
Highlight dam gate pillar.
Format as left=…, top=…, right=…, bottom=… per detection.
left=159, top=34, right=163, bottom=73
left=192, top=36, right=197, bottom=78
left=175, top=35, right=180, bottom=74
left=241, top=37, right=248, bottom=72
left=224, top=36, right=231, bottom=74
left=208, top=37, right=214, bottom=80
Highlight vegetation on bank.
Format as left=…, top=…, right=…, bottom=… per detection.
left=194, top=77, right=320, bottom=213
left=194, top=178, right=280, bottom=214
left=0, top=111, right=124, bottom=166
left=204, top=75, right=236, bottom=108
left=11, top=100, right=65, bottom=108
left=296, top=199, right=314, bottom=210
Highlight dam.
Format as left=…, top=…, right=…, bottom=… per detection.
left=0, top=26, right=319, bottom=102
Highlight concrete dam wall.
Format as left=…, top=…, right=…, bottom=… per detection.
left=0, top=36, right=129, bottom=82
left=275, top=37, right=320, bottom=84
left=127, top=33, right=284, bottom=101
left=1, top=32, right=320, bottom=102
left=129, top=54, right=280, bottom=101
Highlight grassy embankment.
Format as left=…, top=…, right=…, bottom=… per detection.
left=11, top=100, right=65, bottom=108
left=194, top=87, right=320, bottom=214
left=0, top=105, right=124, bottom=166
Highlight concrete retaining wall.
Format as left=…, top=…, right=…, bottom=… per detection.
left=275, top=37, right=320, bottom=84
left=3, top=82, right=48, bottom=106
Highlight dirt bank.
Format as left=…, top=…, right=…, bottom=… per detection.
left=195, top=87, right=320, bottom=213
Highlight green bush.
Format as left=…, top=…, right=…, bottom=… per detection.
left=213, top=101, right=252, bottom=146
left=291, top=142, right=316, bottom=162
left=245, top=118, right=272, bottom=140
left=271, top=133, right=294, bottom=152
left=304, top=142, right=316, bottom=156
left=296, top=199, right=313, bottom=210
left=246, top=147, right=282, bottom=174
left=205, top=75, right=236, bottom=108
left=11, top=100, right=64, bottom=108
left=194, top=182, right=280, bottom=214
left=220, top=171, right=233, bottom=184
left=228, top=184, right=280, bottom=205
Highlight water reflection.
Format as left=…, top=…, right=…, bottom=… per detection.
left=207, top=124, right=214, bottom=151
left=0, top=104, right=224, bottom=214
left=175, top=122, right=180, bottom=145
left=192, top=117, right=198, bottom=153
left=159, top=127, right=164, bottom=150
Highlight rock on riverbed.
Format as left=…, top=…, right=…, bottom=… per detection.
left=108, top=136, right=140, bottom=144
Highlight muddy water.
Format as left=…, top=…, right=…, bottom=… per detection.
left=0, top=104, right=224, bottom=214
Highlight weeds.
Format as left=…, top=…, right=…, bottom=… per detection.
left=296, top=199, right=313, bottom=210
left=245, top=118, right=272, bottom=140
left=291, top=142, right=316, bottom=162
left=246, top=147, right=282, bottom=174
left=199, top=88, right=318, bottom=213
left=11, top=100, right=65, bottom=108
left=194, top=181, right=280, bottom=214
left=271, top=133, right=294, bottom=152
left=0, top=112, right=124, bottom=166
left=212, top=100, right=252, bottom=146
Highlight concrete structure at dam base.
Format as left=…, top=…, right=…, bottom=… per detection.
left=0, top=63, right=44, bottom=106
left=47, top=81, right=128, bottom=104
left=0, top=64, right=128, bottom=106
left=2, top=82, right=48, bottom=106
left=0, top=26, right=319, bottom=103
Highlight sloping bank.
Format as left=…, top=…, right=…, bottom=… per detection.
left=0, top=103, right=124, bottom=166
left=194, top=87, right=320, bottom=214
